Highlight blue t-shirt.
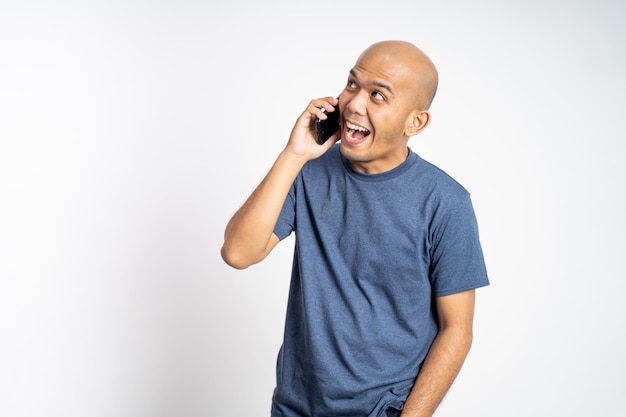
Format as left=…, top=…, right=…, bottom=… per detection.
left=272, top=145, right=489, bottom=417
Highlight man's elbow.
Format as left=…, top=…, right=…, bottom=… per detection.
left=221, top=233, right=278, bottom=270
left=441, top=325, right=474, bottom=357
left=220, top=244, right=250, bottom=269
left=221, top=244, right=253, bottom=270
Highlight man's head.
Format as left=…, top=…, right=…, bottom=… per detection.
left=338, top=40, right=439, bottom=174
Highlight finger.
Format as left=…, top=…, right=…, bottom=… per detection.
left=311, top=97, right=338, bottom=119
left=320, top=96, right=339, bottom=112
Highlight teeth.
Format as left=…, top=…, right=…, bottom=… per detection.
left=346, top=122, right=368, bottom=132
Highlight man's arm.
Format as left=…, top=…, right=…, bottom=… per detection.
left=400, top=290, right=476, bottom=417
left=221, top=97, right=339, bottom=269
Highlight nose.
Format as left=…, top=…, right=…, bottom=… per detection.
left=345, top=90, right=368, bottom=116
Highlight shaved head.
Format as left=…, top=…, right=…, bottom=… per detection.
left=356, top=40, right=439, bottom=109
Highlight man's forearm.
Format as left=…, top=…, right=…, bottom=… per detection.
left=221, top=97, right=339, bottom=270
left=400, top=326, right=473, bottom=417
left=221, top=150, right=306, bottom=269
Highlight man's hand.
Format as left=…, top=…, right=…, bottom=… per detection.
left=284, top=96, right=340, bottom=161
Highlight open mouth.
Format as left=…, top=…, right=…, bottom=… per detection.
left=345, top=121, right=371, bottom=143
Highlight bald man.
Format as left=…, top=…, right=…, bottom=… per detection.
left=222, top=41, right=489, bottom=417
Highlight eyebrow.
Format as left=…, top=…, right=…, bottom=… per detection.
left=349, top=69, right=394, bottom=96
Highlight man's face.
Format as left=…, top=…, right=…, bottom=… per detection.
left=338, top=51, right=417, bottom=174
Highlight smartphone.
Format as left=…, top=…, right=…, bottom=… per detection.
left=315, top=103, right=340, bottom=145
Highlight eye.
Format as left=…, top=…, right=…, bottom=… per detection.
left=347, top=80, right=357, bottom=89
left=372, top=91, right=385, bottom=101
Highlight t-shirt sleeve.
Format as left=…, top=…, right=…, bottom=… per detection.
left=273, top=181, right=297, bottom=240
left=429, top=193, right=489, bottom=297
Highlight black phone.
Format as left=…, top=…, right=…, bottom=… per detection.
left=315, top=104, right=340, bottom=145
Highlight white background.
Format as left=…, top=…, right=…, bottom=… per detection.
left=1, top=1, right=625, bottom=416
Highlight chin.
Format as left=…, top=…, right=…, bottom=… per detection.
left=339, top=142, right=370, bottom=163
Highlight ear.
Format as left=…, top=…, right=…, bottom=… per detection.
left=404, top=110, right=431, bottom=137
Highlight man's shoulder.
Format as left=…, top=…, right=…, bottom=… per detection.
left=409, top=151, right=471, bottom=198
